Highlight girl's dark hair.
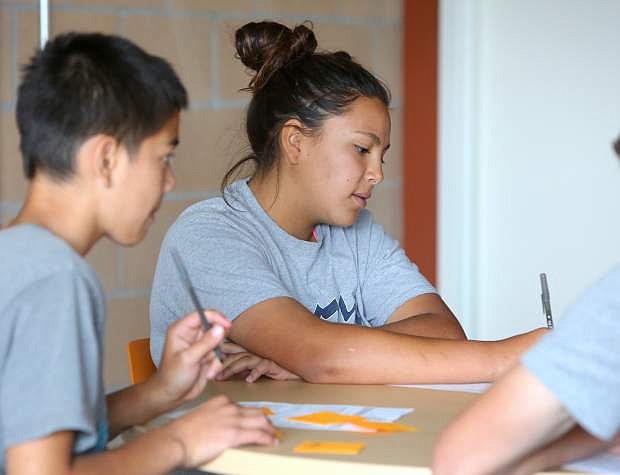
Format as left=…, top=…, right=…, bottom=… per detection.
left=221, top=21, right=391, bottom=193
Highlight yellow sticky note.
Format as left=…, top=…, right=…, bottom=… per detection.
left=289, top=411, right=366, bottom=426
left=294, top=441, right=365, bottom=455
left=353, top=421, right=417, bottom=433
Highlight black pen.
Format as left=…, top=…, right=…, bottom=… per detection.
left=170, top=247, right=224, bottom=359
left=540, top=273, right=554, bottom=329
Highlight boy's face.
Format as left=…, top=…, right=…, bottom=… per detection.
left=104, top=112, right=179, bottom=246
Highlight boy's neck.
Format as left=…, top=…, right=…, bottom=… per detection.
left=9, top=174, right=101, bottom=256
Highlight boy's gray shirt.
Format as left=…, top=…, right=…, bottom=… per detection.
left=523, top=265, right=620, bottom=441
left=150, top=179, right=436, bottom=364
left=0, top=225, right=107, bottom=472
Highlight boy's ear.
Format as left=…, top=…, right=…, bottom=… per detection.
left=279, top=118, right=307, bottom=165
left=78, top=134, right=121, bottom=188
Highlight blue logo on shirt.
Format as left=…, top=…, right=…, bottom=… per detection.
left=315, top=296, right=359, bottom=323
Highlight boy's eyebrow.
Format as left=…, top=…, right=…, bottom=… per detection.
left=169, top=138, right=179, bottom=147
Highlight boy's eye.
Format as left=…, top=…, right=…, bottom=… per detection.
left=354, top=144, right=369, bottom=154
left=162, top=152, right=175, bottom=165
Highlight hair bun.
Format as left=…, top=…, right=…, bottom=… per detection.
left=235, top=21, right=317, bottom=92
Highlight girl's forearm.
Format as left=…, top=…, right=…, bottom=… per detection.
left=293, top=327, right=544, bottom=384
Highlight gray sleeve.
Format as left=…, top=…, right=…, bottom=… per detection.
left=150, top=218, right=292, bottom=365
left=1, top=270, right=103, bottom=453
left=358, top=212, right=437, bottom=327
left=522, top=265, right=620, bottom=441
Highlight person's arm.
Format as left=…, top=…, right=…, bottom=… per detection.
left=432, top=364, right=575, bottom=475
left=217, top=293, right=466, bottom=382
left=380, top=293, right=466, bottom=339
left=510, top=426, right=618, bottom=475
left=6, top=396, right=276, bottom=475
left=107, top=310, right=228, bottom=437
left=220, top=297, right=545, bottom=384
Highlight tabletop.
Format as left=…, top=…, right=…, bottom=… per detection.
left=143, top=380, right=577, bottom=475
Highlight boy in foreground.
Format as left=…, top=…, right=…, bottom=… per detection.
left=0, top=32, right=275, bottom=475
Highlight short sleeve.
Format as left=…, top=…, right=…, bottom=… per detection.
left=1, top=269, right=104, bottom=453
left=358, top=212, right=437, bottom=326
left=150, top=215, right=292, bottom=364
left=522, top=266, right=620, bottom=441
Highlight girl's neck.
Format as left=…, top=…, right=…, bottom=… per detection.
left=248, top=172, right=316, bottom=242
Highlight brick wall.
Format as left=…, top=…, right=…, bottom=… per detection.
left=0, top=0, right=403, bottom=388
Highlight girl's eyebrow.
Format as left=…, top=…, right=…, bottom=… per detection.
left=353, top=130, right=390, bottom=151
left=354, top=130, right=381, bottom=144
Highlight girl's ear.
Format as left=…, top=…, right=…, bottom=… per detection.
left=279, top=118, right=307, bottom=166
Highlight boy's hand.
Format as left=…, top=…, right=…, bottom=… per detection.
left=216, top=341, right=300, bottom=383
left=168, top=395, right=277, bottom=468
left=154, top=310, right=231, bottom=406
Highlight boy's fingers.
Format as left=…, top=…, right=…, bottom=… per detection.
left=183, top=324, right=225, bottom=363
left=238, top=414, right=276, bottom=433
left=233, top=428, right=278, bottom=448
left=204, top=309, right=231, bottom=329
left=206, top=357, right=223, bottom=379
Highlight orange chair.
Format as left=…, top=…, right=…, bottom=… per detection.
left=127, top=338, right=157, bottom=384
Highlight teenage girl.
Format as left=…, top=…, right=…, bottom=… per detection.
left=150, top=21, right=545, bottom=385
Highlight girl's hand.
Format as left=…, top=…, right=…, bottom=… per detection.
left=216, top=342, right=300, bottom=383
left=154, top=310, right=231, bottom=406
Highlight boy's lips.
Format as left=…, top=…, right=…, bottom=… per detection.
left=352, top=192, right=372, bottom=208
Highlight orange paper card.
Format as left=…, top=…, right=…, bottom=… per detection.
left=288, top=411, right=367, bottom=426
left=293, top=441, right=365, bottom=455
left=353, top=421, right=417, bottom=433
left=259, top=407, right=274, bottom=416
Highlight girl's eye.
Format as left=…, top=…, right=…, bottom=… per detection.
left=354, top=144, right=369, bottom=154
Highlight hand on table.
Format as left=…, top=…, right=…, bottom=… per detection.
left=154, top=310, right=230, bottom=406
left=168, top=395, right=277, bottom=468
left=215, top=340, right=301, bottom=383
left=490, top=327, right=550, bottom=380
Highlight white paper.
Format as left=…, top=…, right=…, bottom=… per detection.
left=392, top=383, right=491, bottom=394
left=238, top=401, right=414, bottom=432
left=563, top=451, right=620, bottom=474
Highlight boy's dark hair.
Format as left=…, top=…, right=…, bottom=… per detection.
left=221, top=21, right=391, bottom=193
left=613, top=136, right=620, bottom=159
left=16, top=32, right=188, bottom=180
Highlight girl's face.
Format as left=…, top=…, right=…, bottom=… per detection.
left=300, top=96, right=391, bottom=228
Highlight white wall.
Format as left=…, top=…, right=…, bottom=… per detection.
left=439, top=0, right=620, bottom=340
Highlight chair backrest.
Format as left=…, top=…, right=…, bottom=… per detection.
left=127, top=338, right=156, bottom=385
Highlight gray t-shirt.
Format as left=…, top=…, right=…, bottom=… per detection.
left=523, top=265, right=620, bottom=441
left=0, top=225, right=107, bottom=472
left=150, top=179, right=436, bottom=364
